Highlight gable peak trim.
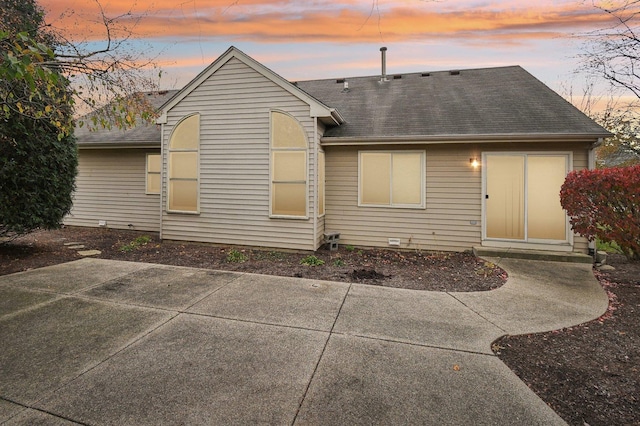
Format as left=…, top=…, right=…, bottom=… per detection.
left=157, top=46, right=336, bottom=124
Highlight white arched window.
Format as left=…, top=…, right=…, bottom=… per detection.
left=270, top=111, right=308, bottom=217
left=168, top=114, right=199, bottom=213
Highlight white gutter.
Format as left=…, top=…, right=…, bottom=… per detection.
left=76, top=143, right=160, bottom=149
left=321, top=133, right=612, bottom=146
left=587, top=138, right=601, bottom=255
left=159, top=123, right=165, bottom=241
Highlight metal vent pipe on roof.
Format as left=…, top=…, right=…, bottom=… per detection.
left=380, top=47, right=388, bottom=82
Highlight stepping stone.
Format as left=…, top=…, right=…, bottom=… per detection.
left=67, top=245, right=85, bottom=250
left=64, top=242, right=82, bottom=246
left=598, top=264, right=616, bottom=271
left=77, top=250, right=101, bottom=257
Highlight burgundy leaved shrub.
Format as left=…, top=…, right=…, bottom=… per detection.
left=560, top=165, right=640, bottom=260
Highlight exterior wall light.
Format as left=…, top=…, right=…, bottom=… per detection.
left=470, top=157, right=480, bottom=168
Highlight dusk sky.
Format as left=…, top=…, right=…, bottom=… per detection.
left=40, top=0, right=620, bottom=107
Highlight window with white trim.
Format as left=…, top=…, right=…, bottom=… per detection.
left=168, top=114, right=199, bottom=213
left=359, top=151, right=425, bottom=208
left=270, top=111, right=307, bottom=217
left=146, top=153, right=161, bottom=194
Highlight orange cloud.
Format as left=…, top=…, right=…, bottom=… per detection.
left=41, top=1, right=616, bottom=44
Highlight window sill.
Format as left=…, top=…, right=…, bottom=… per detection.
left=358, top=203, right=426, bottom=210
left=270, top=215, right=309, bottom=220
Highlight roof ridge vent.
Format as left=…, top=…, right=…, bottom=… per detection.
left=450, top=70, right=460, bottom=76
left=393, top=74, right=402, bottom=80
left=421, top=73, right=431, bottom=77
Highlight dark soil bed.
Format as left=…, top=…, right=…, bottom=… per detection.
left=494, top=253, right=640, bottom=426
left=0, top=227, right=506, bottom=292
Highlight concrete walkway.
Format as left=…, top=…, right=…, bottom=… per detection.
left=0, top=257, right=608, bottom=425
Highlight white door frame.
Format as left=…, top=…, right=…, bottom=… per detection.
left=481, top=151, right=574, bottom=251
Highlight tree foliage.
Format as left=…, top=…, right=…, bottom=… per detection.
left=560, top=165, right=640, bottom=260
left=0, top=0, right=77, bottom=240
left=0, top=0, right=74, bottom=138
left=595, top=105, right=640, bottom=167
left=583, top=1, right=640, bottom=99
left=1, top=0, right=160, bottom=139
left=1, top=0, right=161, bottom=240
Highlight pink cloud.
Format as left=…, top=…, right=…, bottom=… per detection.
left=41, top=0, right=615, bottom=44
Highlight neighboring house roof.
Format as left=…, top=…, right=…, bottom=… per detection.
left=295, top=66, right=611, bottom=144
left=597, top=145, right=640, bottom=167
left=75, top=90, right=179, bottom=148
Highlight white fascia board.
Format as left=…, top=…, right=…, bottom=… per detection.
left=321, top=133, right=610, bottom=146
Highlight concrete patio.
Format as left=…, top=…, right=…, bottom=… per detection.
left=0, top=257, right=608, bottom=425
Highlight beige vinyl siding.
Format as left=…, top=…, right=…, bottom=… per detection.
left=161, top=57, right=317, bottom=251
left=324, top=142, right=592, bottom=253
left=64, top=149, right=160, bottom=232
left=325, top=145, right=479, bottom=252
left=568, top=145, right=590, bottom=253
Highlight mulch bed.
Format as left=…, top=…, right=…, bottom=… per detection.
left=1, top=227, right=638, bottom=425
left=494, top=253, right=639, bottom=426
left=0, top=227, right=506, bottom=292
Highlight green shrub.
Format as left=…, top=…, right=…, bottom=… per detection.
left=333, top=259, right=346, bottom=267
left=1, top=112, right=77, bottom=240
left=596, top=239, right=624, bottom=254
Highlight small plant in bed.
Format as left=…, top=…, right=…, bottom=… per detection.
left=333, top=258, right=346, bottom=267
left=120, top=235, right=152, bottom=252
left=300, top=255, right=325, bottom=266
left=226, top=249, right=248, bottom=263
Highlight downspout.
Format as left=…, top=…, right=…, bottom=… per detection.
left=313, top=116, right=319, bottom=250
left=587, top=138, right=601, bottom=256
left=159, top=123, right=165, bottom=241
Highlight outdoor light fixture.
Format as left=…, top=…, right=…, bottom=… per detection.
left=470, top=157, right=480, bottom=168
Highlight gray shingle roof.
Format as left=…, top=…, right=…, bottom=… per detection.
left=295, top=66, right=610, bottom=140
left=76, top=65, right=609, bottom=147
left=75, top=90, right=179, bottom=147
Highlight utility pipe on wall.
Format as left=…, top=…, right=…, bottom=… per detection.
left=380, top=47, right=388, bottom=82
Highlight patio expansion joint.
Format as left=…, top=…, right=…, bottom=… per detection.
left=24, top=311, right=182, bottom=416
left=0, top=293, right=65, bottom=322
left=445, top=291, right=508, bottom=334
left=290, top=282, right=354, bottom=426
left=1, top=393, right=91, bottom=425
left=327, top=331, right=499, bottom=358
left=180, top=272, right=246, bottom=312
left=181, top=310, right=332, bottom=334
